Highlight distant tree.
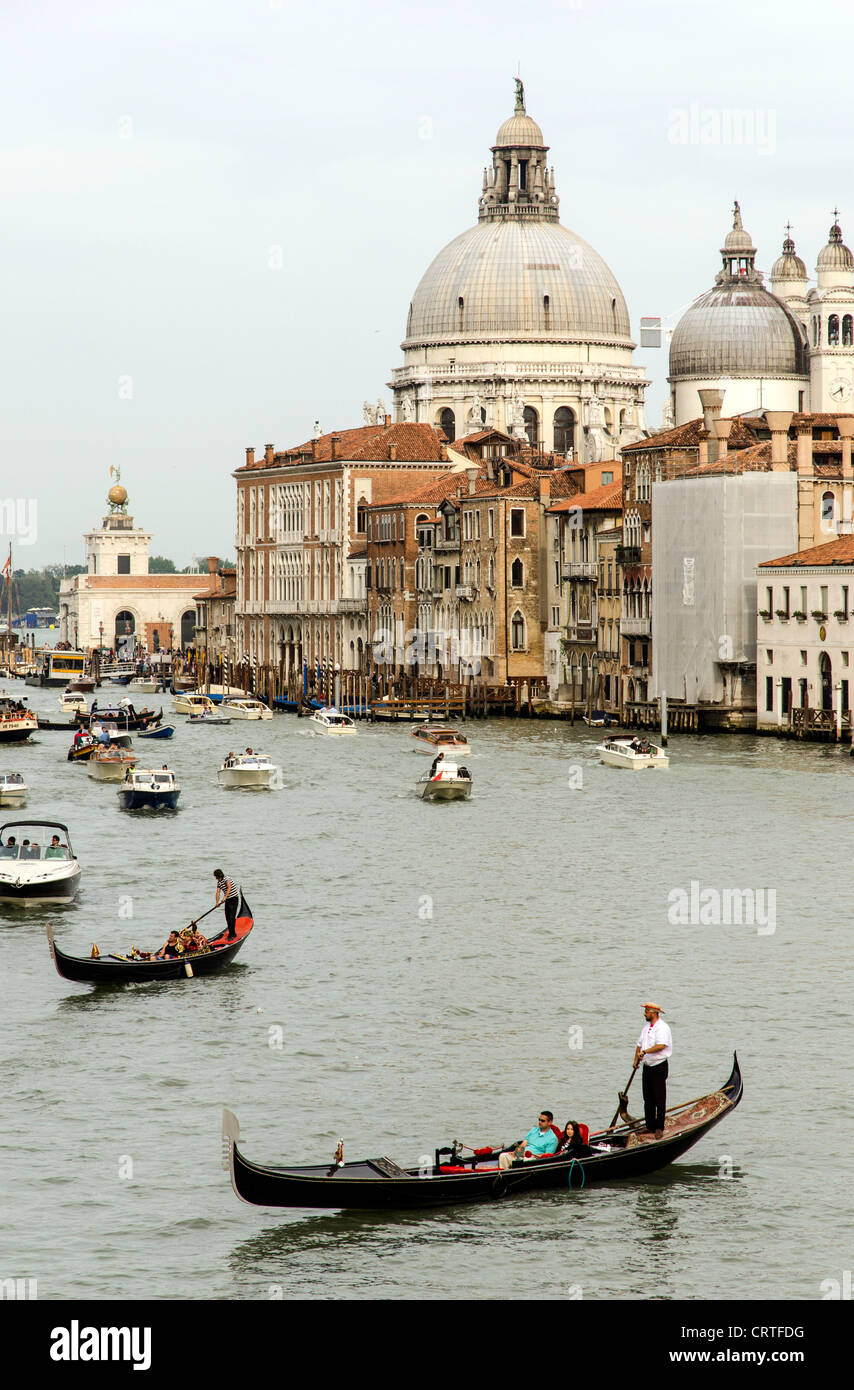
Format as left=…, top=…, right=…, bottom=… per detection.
left=149, top=556, right=177, bottom=573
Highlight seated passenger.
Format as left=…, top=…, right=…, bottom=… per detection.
left=156, top=931, right=182, bottom=959
left=497, top=1109, right=559, bottom=1170
left=22, top=842, right=41, bottom=859
left=557, top=1120, right=593, bottom=1158
left=0, top=837, right=17, bottom=858
left=45, top=835, right=65, bottom=859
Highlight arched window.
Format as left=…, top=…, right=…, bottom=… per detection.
left=524, top=406, right=539, bottom=448
left=511, top=610, right=526, bottom=651
left=511, top=557, right=524, bottom=587
left=828, top=314, right=840, bottom=346
left=553, top=407, right=575, bottom=457
left=843, top=315, right=854, bottom=347
left=821, top=490, right=836, bottom=533
left=439, top=408, right=456, bottom=443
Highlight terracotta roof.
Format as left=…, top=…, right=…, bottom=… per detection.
left=348, top=545, right=367, bottom=558
left=622, top=417, right=761, bottom=452
left=759, top=535, right=854, bottom=568
left=237, top=422, right=449, bottom=471
left=548, top=481, right=622, bottom=512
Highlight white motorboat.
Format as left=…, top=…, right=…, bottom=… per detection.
left=309, top=707, right=357, bottom=735
left=0, top=819, right=81, bottom=903
left=217, top=751, right=279, bottom=789
left=187, top=709, right=232, bottom=725
left=133, top=678, right=159, bottom=694
left=0, top=773, right=27, bottom=806
left=596, top=736, right=669, bottom=770
left=86, top=746, right=139, bottom=782
left=59, top=690, right=88, bottom=715
left=410, top=724, right=471, bottom=757
left=173, top=691, right=217, bottom=716
left=415, top=759, right=473, bottom=802
left=204, top=684, right=251, bottom=703
left=221, top=698, right=273, bottom=721
left=117, top=767, right=181, bottom=810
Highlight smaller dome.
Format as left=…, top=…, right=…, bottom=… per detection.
left=771, top=229, right=806, bottom=281
left=108, top=484, right=128, bottom=506
left=817, top=218, right=853, bottom=271
left=494, top=112, right=545, bottom=147
left=722, top=201, right=754, bottom=253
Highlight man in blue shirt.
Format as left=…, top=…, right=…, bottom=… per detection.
left=497, top=1110, right=558, bottom=1170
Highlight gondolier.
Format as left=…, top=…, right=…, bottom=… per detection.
left=633, top=1001, right=672, bottom=1140
left=214, top=868, right=240, bottom=939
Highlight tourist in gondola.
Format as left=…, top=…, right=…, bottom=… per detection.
left=557, top=1120, right=593, bottom=1157
left=214, top=868, right=240, bottom=939
left=497, top=1109, right=559, bottom=1170
left=633, top=1001, right=672, bottom=1140
left=156, top=931, right=182, bottom=959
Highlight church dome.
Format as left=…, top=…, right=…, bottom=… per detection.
left=817, top=217, right=853, bottom=271
left=669, top=285, right=808, bottom=379
left=494, top=112, right=545, bottom=148
left=771, top=229, right=806, bottom=281
left=404, top=219, right=631, bottom=344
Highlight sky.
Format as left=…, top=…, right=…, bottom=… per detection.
left=2, top=0, right=852, bottom=567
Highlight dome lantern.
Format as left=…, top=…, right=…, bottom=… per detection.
left=479, top=79, right=557, bottom=223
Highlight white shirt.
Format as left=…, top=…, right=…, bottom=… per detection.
left=638, top=1017, right=672, bottom=1065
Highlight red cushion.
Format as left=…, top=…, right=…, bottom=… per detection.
left=438, top=1165, right=467, bottom=1173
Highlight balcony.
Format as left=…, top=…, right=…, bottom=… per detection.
left=455, top=584, right=475, bottom=600
left=621, top=616, right=651, bottom=636
left=434, top=535, right=460, bottom=553
left=568, top=625, right=595, bottom=643
left=562, top=561, right=598, bottom=580
left=616, top=545, right=642, bottom=565
left=337, top=597, right=365, bottom=613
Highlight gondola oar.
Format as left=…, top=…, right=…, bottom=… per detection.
left=608, top=1062, right=640, bottom=1129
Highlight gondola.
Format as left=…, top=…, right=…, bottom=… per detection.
left=46, top=895, right=253, bottom=983
left=223, top=1054, right=743, bottom=1211
left=74, top=706, right=163, bottom=732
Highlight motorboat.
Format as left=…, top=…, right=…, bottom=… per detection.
left=187, top=709, right=232, bottom=725
left=596, top=736, right=669, bottom=770
left=133, top=678, right=159, bottom=694
left=117, top=766, right=181, bottom=810
left=410, top=724, right=471, bottom=756
left=415, top=759, right=472, bottom=802
left=0, top=819, right=81, bottom=904
left=86, top=746, right=139, bottom=781
left=217, top=751, right=279, bottom=789
left=310, top=707, right=357, bottom=735
left=67, top=733, right=101, bottom=762
left=136, top=722, right=175, bottom=740
left=221, top=698, right=273, bottom=721
left=204, top=683, right=251, bottom=704
left=59, top=690, right=88, bottom=715
left=0, top=694, right=38, bottom=743
left=0, top=773, right=27, bottom=806
left=173, top=691, right=216, bottom=716
left=584, top=709, right=618, bottom=729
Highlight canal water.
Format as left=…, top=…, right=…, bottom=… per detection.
left=1, top=684, right=850, bottom=1301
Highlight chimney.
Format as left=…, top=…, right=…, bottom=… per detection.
left=538, top=473, right=551, bottom=505
left=388, top=443, right=397, bottom=461
left=765, top=411, right=793, bottom=471
left=331, top=434, right=341, bottom=461
left=698, top=389, right=724, bottom=463
left=311, top=437, right=318, bottom=459
left=264, top=443, right=274, bottom=466
left=384, top=414, right=391, bottom=428
left=697, top=429, right=709, bottom=467
left=206, top=555, right=218, bottom=577
left=486, top=458, right=495, bottom=481
left=796, top=423, right=812, bottom=475
left=713, top=418, right=733, bottom=466
left=439, top=444, right=448, bottom=462
left=245, top=447, right=255, bottom=468
left=465, top=466, right=478, bottom=495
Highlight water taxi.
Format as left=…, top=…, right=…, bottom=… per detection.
left=187, top=709, right=232, bottom=725
left=24, top=649, right=89, bottom=687
left=221, top=698, right=273, bottom=721
left=86, top=746, right=139, bottom=782
left=117, top=767, right=181, bottom=810
left=59, top=690, right=88, bottom=715
left=415, top=759, right=473, bottom=802
left=0, top=694, right=38, bottom=743
left=310, top=707, right=357, bottom=735
left=410, top=725, right=471, bottom=756
left=217, top=751, right=279, bottom=789
left=0, top=773, right=27, bottom=806
left=596, top=736, right=669, bottom=770
left=0, top=820, right=81, bottom=904
left=173, top=691, right=216, bottom=716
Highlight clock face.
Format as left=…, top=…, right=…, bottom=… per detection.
left=830, top=378, right=852, bottom=403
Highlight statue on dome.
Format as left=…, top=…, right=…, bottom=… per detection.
left=376, top=397, right=387, bottom=422
left=107, top=465, right=128, bottom=514
left=467, top=394, right=486, bottom=428
left=363, top=401, right=376, bottom=425
left=514, top=77, right=525, bottom=112
left=661, top=398, right=675, bottom=431
left=507, top=391, right=527, bottom=438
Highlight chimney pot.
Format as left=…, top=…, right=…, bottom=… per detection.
left=245, top=447, right=255, bottom=467
left=698, top=389, right=724, bottom=463
left=331, top=434, right=341, bottom=461
left=388, top=443, right=397, bottom=461
left=765, top=411, right=793, bottom=469
left=207, top=555, right=218, bottom=577
left=264, top=443, right=274, bottom=466
left=311, top=437, right=318, bottom=459
left=796, top=423, right=812, bottom=475
left=384, top=414, right=391, bottom=428
left=465, top=466, right=478, bottom=495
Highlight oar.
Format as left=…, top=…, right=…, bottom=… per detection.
left=608, top=1062, right=640, bottom=1129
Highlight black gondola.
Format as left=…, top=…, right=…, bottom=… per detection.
left=74, top=706, right=162, bottom=732
left=46, top=895, right=253, bottom=983
left=223, top=1054, right=743, bottom=1211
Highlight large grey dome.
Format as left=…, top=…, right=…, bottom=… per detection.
left=669, top=284, right=808, bottom=379
left=403, top=218, right=632, bottom=346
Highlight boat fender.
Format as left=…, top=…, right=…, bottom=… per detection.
left=491, top=1173, right=508, bottom=1198
left=567, top=1159, right=585, bottom=1190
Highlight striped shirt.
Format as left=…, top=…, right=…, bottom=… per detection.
left=217, top=874, right=239, bottom=901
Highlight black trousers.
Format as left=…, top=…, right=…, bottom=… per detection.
left=224, top=896, right=238, bottom=938
left=642, top=1060, right=668, bottom=1131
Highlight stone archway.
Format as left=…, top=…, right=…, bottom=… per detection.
left=180, top=609, right=195, bottom=648
left=819, top=651, right=832, bottom=711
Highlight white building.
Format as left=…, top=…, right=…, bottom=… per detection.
left=60, top=483, right=202, bottom=654
left=389, top=81, right=648, bottom=459
left=756, top=534, right=854, bottom=733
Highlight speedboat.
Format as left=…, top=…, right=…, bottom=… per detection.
left=187, top=709, right=232, bottom=725
left=221, top=698, right=273, bottom=721
left=0, top=773, right=27, bottom=806
left=584, top=709, right=618, bottom=728
left=90, top=722, right=133, bottom=747
left=133, top=678, right=159, bottom=694
left=596, top=736, right=669, bottom=770
left=217, top=752, right=279, bottom=789
left=410, top=725, right=471, bottom=757
left=173, top=691, right=216, bottom=716
left=0, top=694, right=38, bottom=743
left=416, top=759, right=472, bottom=802
left=0, top=819, right=81, bottom=904
left=310, top=707, right=357, bottom=735
left=117, top=767, right=181, bottom=810
left=136, top=722, right=175, bottom=740
left=59, top=690, right=88, bottom=715
left=86, top=746, right=139, bottom=781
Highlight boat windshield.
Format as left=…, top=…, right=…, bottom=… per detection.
left=0, top=843, right=70, bottom=860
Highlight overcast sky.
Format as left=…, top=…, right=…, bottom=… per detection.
left=2, top=0, right=851, bottom=567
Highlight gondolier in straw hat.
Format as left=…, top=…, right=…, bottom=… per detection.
left=213, top=869, right=240, bottom=940
left=633, top=1002, right=672, bottom=1140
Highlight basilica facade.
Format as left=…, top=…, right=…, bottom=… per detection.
left=388, top=83, right=648, bottom=461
